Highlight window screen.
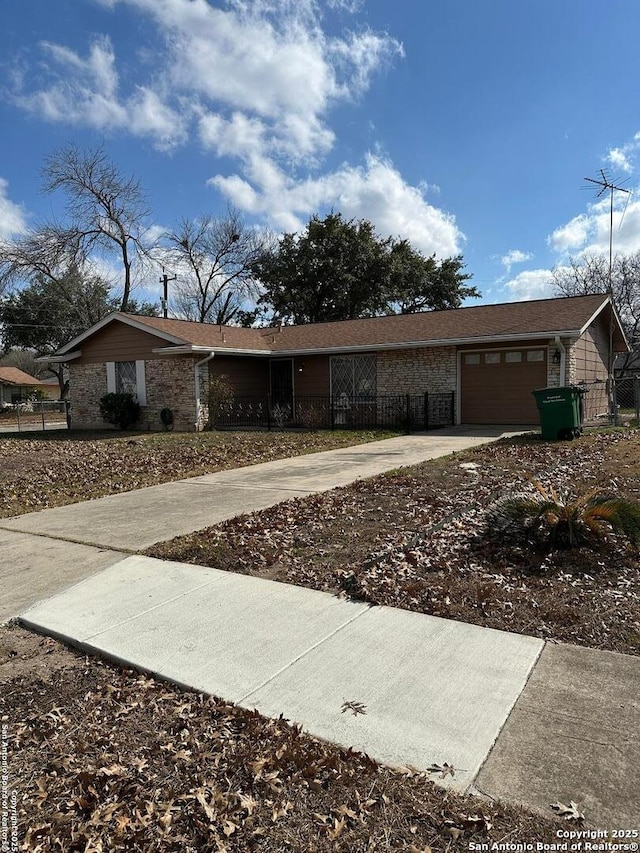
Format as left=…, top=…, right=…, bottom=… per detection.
left=115, top=361, right=137, bottom=395
left=331, top=355, right=376, bottom=398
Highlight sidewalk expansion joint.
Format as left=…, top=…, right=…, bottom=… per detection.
left=83, top=574, right=228, bottom=642
left=0, top=525, right=135, bottom=554
left=472, top=639, right=546, bottom=788
left=237, top=603, right=374, bottom=706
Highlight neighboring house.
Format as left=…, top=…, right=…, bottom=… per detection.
left=45, top=293, right=628, bottom=431
left=0, top=367, right=49, bottom=404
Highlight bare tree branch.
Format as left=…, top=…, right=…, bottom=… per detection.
left=163, top=208, right=271, bottom=324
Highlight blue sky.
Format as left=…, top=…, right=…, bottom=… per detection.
left=2, top=0, right=640, bottom=309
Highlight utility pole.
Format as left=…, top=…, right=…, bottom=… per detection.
left=583, top=169, right=630, bottom=424
left=159, top=268, right=177, bottom=319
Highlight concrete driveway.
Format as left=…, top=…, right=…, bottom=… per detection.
left=0, top=425, right=527, bottom=556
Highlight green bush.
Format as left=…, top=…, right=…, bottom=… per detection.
left=485, top=479, right=640, bottom=550
left=99, top=393, right=140, bottom=430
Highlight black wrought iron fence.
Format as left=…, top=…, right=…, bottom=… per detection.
left=208, top=393, right=455, bottom=432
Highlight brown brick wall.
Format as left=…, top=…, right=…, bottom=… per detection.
left=378, top=346, right=457, bottom=395
left=68, top=357, right=201, bottom=431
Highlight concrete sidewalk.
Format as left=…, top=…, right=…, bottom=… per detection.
left=20, top=555, right=639, bottom=825
left=21, top=555, right=544, bottom=794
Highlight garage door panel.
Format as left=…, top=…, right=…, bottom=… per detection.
left=461, top=350, right=546, bottom=424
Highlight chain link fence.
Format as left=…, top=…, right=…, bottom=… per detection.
left=0, top=400, right=70, bottom=432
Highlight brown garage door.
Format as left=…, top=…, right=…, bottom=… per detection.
left=461, top=348, right=547, bottom=424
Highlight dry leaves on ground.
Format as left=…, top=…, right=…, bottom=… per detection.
left=2, top=625, right=562, bottom=852
left=148, top=430, right=640, bottom=655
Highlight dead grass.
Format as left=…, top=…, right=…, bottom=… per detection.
left=147, top=429, right=640, bottom=655
left=0, top=429, right=395, bottom=518
left=1, top=624, right=562, bottom=851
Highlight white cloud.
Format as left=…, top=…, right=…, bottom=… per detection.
left=9, top=0, right=465, bottom=255
left=501, top=248, right=533, bottom=272
left=504, top=269, right=554, bottom=301
left=548, top=214, right=591, bottom=253
left=13, top=0, right=400, bottom=160
left=607, top=147, right=632, bottom=174
left=549, top=194, right=640, bottom=259
left=210, top=153, right=463, bottom=256
left=14, top=36, right=186, bottom=149
left=0, top=178, right=28, bottom=239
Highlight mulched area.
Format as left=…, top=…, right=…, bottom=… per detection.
left=1, top=624, right=563, bottom=851
left=0, top=429, right=394, bottom=517
left=148, top=429, right=640, bottom=655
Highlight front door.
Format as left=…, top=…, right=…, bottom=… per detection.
left=270, top=359, right=293, bottom=406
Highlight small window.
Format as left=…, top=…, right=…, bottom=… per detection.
left=484, top=352, right=500, bottom=364
left=464, top=353, right=480, bottom=365
left=527, top=350, right=544, bottom=362
left=505, top=351, right=522, bottom=363
left=115, top=361, right=137, bottom=395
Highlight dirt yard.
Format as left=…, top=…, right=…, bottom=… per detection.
left=148, top=429, right=640, bottom=655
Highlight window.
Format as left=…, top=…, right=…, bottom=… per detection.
left=484, top=352, right=500, bottom=364
left=527, top=350, right=544, bottom=362
left=331, top=355, right=376, bottom=398
left=115, top=361, right=137, bottom=395
left=464, top=353, right=480, bottom=365
left=106, top=360, right=147, bottom=406
left=505, top=351, right=522, bottom=363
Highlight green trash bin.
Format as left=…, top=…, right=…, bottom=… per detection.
left=532, top=386, right=587, bottom=441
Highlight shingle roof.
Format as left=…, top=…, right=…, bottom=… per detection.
left=0, top=367, right=43, bottom=386
left=120, top=294, right=623, bottom=353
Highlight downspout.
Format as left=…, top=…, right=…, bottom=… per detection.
left=554, top=336, right=566, bottom=386
left=194, top=352, right=216, bottom=431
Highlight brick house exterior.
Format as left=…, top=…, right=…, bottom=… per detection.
left=46, top=294, right=627, bottom=431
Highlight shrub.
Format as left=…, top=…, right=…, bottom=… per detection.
left=99, top=392, right=140, bottom=430
left=485, top=479, right=640, bottom=550
left=207, top=374, right=234, bottom=429
left=27, top=388, right=48, bottom=402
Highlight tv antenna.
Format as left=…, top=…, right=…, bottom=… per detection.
left=583, top=169, right=630, bottom=291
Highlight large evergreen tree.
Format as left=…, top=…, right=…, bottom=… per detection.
left=251, top=213, right=478, bottom=324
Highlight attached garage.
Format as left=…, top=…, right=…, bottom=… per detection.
left=460, top=347, right=547, bottom=424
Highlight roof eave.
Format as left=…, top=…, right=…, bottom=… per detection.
left=56, top=312, right=188, bottom=355
left=35, top=351, right=82, bottom=363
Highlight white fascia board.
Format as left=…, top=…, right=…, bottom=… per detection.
left=580, top=297, right=630, bottom=351
left=151, top=345, right=270, bottom=356
left=267, top=330, right=584, bottom=357
left=151, top=330, right=584, bottom=359
left=35, top=351, right=82, bottom=363
left=57, top=312, right=187, bottom=355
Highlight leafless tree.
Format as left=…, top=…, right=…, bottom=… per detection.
left=0, top=145, right=152, bottom=310
left=163, top=209, right=270, bottom=324
left=551, top=253, right=640, bottom=372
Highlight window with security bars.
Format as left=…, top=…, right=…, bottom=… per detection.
left=115, top=361, right=137, bottom=396
left=330, top=355, right=377, bottom=399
